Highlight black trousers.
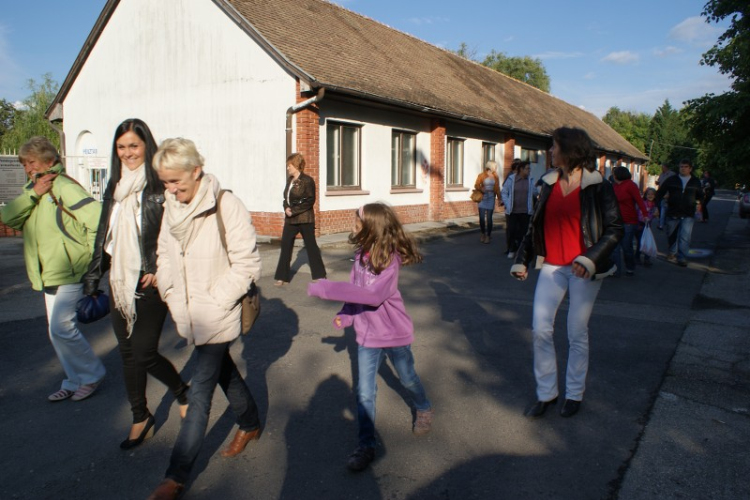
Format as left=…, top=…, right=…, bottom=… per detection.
left=274, top=222, right=327, bottom=282
left=507, top=213, right=531, bottom=253
left=110, top=286, right=188, bottom=423
left=702, top=194, right=713, bottom=221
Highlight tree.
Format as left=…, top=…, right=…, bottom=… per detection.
left=0, top=74, right=60, bottom=152
left=648, top=100, right=697, bottom=171
left=454, top=42, right=478, bottom=61
left=481, top=50, right=550, bottom=92
left=685, top=0, right=750, bottom=185
left=0, top=99, right=16, bottom=143
left=602, top=106, right=652, bottom=154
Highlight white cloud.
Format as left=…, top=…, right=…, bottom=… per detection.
left=504, top=36, right=515, bottom=43
left=407, top=17, right=449, bottom=26
left=584, top=72, right=596, bottom=80
left=533, top=51, right=585, bottom=60
left=653, top=46, right=683, bottom=58
left=669, top=17, right=721, bottom=47
left=601, top=51, right=639, bottom=65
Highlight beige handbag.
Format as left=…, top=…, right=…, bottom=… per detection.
left=216, top=190, right=260, bottom=335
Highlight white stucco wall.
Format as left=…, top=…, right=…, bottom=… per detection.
left=318, top=101, right=433, bottom=212
left=61, top=0, right=296, bottom=211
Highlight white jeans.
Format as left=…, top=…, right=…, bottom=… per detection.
left=531, top=264, right=602, bottom=401
left=44, top=284, right=106, bottom=391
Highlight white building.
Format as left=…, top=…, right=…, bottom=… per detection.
left=47, top=0, right=647, bottom=237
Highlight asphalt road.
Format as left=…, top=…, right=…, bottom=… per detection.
left=0, top=191, right=741, bottom=500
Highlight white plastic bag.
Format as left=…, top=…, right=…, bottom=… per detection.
left=640, top=223, right=658, bottom=259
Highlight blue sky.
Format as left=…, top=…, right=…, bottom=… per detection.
left=0, top=0, right=733, bottom=118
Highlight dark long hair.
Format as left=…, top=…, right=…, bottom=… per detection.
left=552, top=127, right=597, bottom=172
left=108, top=118, right=160, bottom=191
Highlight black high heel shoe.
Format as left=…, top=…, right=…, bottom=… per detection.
left=120, top=414, right=155, bottom=450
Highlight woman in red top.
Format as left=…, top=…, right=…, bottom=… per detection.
left=612, top=166, right=650, bottom=276
left=511, top=127, right=622, bottom=418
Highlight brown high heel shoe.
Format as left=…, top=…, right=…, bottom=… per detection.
left=220, top=427, right=261, bottom=457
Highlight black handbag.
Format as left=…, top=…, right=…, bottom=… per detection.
left=76, top=292, right=111, bottom=324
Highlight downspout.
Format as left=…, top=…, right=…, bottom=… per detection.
left=47, top=103, right=66, bottom=168
left=285, top=87, right=325, bottom=159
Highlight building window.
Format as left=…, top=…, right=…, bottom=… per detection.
left=521, top=148, right=539, bottom=163
left=446, top=137, right=464, bottom=186
left=327, top=122, right=361, bottom=188
left=391, top=130, right=416, bottom=187
left=482, top=142, right=496, bottom=166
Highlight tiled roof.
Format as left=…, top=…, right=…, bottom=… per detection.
left=224, top=0, right=646, bottom=159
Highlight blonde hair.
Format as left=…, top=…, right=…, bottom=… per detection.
left=484, top=160, right=498, bottom=173
left=349, top=203, right=422, bottom=274
left=287, top=152, right=306, bottom=173
left=19, top=136, right=59, bottom=165
left=153, top=138, right=205, bottom=172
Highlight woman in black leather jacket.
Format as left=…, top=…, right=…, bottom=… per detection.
left=83, top=119, right=188, bottom=449
left=511, top=127, right=622, bottom=419
left=273, top=152, right=327, bottom=285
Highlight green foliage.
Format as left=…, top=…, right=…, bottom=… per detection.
left=685, top=0, right=750, bottom=185
left=648, top=100, right=697, bottom=170
left=0, top=74, right=60, bottom=152
left=602, top=107, right=651, bottom=153
left=454, top=42, right=478, bottom=61
left=480, top=50, right=551, bottom=93
left=0, top=99, right=16, bottom=141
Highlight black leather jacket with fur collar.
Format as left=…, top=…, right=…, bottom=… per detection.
left=83, top=181, right=165, bottom=295
left=511, top=168, right=623, bottom=280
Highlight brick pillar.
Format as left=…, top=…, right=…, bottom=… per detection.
left=503, top=134, right=516, bottom=179
left=429, top=118, right=445, bottom=221
left=295, top=80, right=322, bottom=235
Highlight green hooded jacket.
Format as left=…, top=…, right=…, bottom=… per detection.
left=0, top=163, right=101, bottom=291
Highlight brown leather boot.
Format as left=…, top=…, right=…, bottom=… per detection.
left=220, top=427, right=261, bottom=458
left=147, top=479, right=183, bottom=500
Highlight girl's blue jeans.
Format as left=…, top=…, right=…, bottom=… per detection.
left=356, top=344, right=431, bottom=448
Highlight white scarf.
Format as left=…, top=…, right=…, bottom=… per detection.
left=110, top=164, right=147, bottom=336
left=165, top=173, right=214, bottom=248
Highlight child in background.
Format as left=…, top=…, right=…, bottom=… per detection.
left=635, top=187, right=659, bottom=267
left=308, top=203, right=433, bottom=472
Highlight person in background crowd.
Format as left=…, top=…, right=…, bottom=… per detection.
left=511, top=127, right=622, bottom=419
left=502, top=159, right=521, bottom=255
left=611, top=166, right=650, bottom=277
left=1, top=137, right=106, bottom=403
left=147, top=138, right=262, bottom=500
left=635, top=188, right=659, bottom=267
left=501, top=160, right=535, bottom=258
left=83, top=119, right=189, bottom=450
left=700, top=171, right=716, bottom=222
left=655, top=158, right=704, bottom=268
left=473, top=160, right=500, bottom=244
left=655, top=163, right=675, bottom=230
left=308, top=203, right=433, bottom=472
left=273, top=152, right=327, bottom=286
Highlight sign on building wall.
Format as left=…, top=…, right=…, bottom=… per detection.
left=0, top=155, right=26, bottom=205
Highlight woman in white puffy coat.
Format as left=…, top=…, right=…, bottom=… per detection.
left=148, top=138, right=262, bottom=500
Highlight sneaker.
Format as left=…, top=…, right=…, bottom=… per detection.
left=507, top=251, right=515, bottom=259
left=71, top=380, right=102, bottom=402
left=666, top=254, right=677, bottom=263
left=347, top=446, right=375, bottom=472
left=625, top=270, right=634, bottom=277
left=413, top=408, right=434, bottom=436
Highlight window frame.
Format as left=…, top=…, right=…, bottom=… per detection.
left=446, top=137, right=465, bottom=187
left=326, top=121, right=363, bottom=190
left=391, top=129, right=418, bottom=189
left=482, top=142, right=496, bottom=167
left=520, top=148, right=539, bottom=163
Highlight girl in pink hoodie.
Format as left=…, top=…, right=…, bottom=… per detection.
left=308, top=203, right=433, bottom=472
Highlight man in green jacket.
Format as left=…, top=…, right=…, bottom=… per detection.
left=1, top=136, right=106, bottom=402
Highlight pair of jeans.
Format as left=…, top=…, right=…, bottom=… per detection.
left=165, top=341, right=259, bottom=484
left=612, top=223, right=637, bottom=273
left=531, top=264, right=603, bottom=401
left=659, top=199, right=668, bottom=228
left=357, top=345, right=431, bottom=448
left=666, top=216, right=695, bottom=261
left=274, top=222, right=327, bottom=282
left=109, top=286, right=188, bottom=423
left=43, top=283, right=106, bottom=392
left=478, top=208, right=494, bottom=236
left=507, top=213, right=530, bottom=253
